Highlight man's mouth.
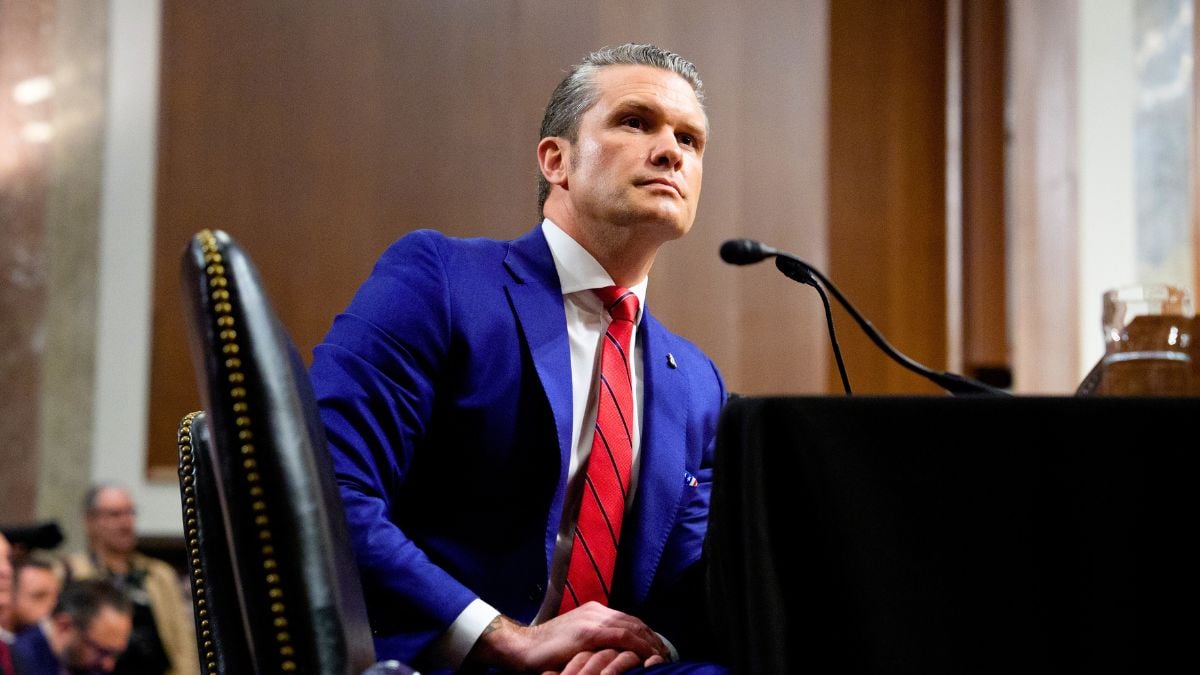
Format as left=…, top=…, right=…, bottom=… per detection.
left=638, top=178, right=682, bottom=197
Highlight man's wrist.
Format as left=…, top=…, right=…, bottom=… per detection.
left=428, top=599, right=501, bottom=670
left=464, top=615, right=528, bottom=670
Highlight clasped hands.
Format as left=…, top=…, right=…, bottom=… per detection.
left=465, top=601, right=668, bottom=675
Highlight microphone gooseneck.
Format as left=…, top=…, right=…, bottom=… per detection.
left=806, top=270, right=853, bottom=395
left=721, top=238, right=1009, bottom=397
left=719, top=238, right=853, bottom=394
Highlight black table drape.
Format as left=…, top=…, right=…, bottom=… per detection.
left=707, top=396, right=1198, bottom=673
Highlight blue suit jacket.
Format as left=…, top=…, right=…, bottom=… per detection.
left=11, top=626, right=62, bottom=675
left=311, top=226, right=726, bottom=665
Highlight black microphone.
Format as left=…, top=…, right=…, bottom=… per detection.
left=720, top=238, right=1009, bottom=397
left=720, top=238, right=779, bottom=265
left=721, top=239, right=822, bottom=288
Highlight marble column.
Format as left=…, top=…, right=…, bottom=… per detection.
left=0, top=0, right=56, bottom=525
left=0, top=0, right=107, bottom=555
left=35, top=0, right=108, bottom=552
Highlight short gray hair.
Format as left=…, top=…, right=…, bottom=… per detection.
left=537, top=43, right=705, bottom=217
left=82, top=483, right=128, bottom=514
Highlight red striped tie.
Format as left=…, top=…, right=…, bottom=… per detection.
left=559, top=286, right=639, bottom=612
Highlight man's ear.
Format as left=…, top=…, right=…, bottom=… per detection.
left=537, top=136, right=569, bottom=190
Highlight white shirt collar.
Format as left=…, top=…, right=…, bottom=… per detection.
left=541, top=219, right=647, bottom=322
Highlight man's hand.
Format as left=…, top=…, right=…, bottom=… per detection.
left=464, top=602, right=669, bottom=673
left=551, top=649, right=667, bottom=675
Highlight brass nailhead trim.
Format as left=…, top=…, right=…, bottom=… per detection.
left=195, top=229, right=295, bottom=668
left=177, top=410, right=211, bottom=674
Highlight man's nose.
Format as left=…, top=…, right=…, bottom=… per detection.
left=650, top=131, right=684, bottom=169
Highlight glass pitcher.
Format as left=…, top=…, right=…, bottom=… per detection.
left=1094, top=284, right=1194, bottom=396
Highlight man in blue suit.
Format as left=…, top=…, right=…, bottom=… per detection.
left=312, top=43, right=725, bottom=674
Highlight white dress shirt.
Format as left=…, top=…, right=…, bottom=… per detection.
left=430, top=219, right=647, bottom=668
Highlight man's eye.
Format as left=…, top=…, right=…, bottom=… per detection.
left=622, top=117, right=644, bottom=129
left=678, top=134, right=695, bottom=147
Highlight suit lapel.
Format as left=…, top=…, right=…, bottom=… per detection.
left=503, top=227, right=574, bottom=567
left=502, top=226, right=690, bottom=604
left=624, top=310, right=688, bottom=606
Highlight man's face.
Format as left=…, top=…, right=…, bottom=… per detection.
left=86, top=489, right=137, bottom=555
left=60, top=606, right=132, bottom=674
left=561, top=64, right=707, bottom=243
left=0, top=534, right=12, bottom=626
left=13, top=565, right=60, bottom=630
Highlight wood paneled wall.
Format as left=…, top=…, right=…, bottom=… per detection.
left=146, top=1, right=831, bottom=473
left=961, top=0, right=1009, bottom=382
left=827, top=0, right=949, bottom=394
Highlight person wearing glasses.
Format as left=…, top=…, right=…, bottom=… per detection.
left=60, top=485, right=197, bottom=675
left=10, top=579, right=132, bottom=675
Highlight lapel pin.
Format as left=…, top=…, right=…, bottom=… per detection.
left=666, top=353, right=677, bottom=369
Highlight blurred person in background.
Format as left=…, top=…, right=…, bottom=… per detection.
left=62, top=485, right=197, bottom=675
left=11, top=579, right=132, bottom=675
left=0, top=532, right=13, bottom=640
left=11, top=559, right=60, bottom=633
left=0, top=532, right=14, bottom=675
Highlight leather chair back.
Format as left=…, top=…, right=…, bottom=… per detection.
left=177, top=410, right=253, bottom=673
left=177, top=229, right=376, bottom=674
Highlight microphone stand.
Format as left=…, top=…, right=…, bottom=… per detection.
left=789, top=265, right=853, bottom=395
left=773, top=256, right=1009, bottom=396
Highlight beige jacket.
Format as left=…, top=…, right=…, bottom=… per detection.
left=63, top=552, right=199, bottom=675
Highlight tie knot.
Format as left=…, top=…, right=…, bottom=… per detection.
left=594, top=286, right=639, bottom=323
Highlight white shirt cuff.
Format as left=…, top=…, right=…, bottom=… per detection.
left=657, top=631, right=680, bottom=662
left=427, top=599, right=501, bottom=670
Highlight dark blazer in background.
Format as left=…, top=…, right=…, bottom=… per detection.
left=11, top=626, right=61, bottom=675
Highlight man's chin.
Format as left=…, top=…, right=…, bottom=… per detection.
left=645, top=211, right=693, bottom=241
left=623, top=205, right=691, bottom=233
